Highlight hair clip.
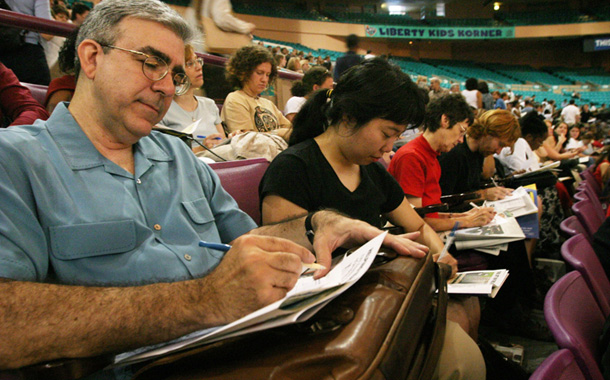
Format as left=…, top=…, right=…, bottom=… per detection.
left=326, top=89, right=333, bottom=98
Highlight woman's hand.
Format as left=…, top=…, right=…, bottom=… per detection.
left=461, top=207, right=496, bottom=228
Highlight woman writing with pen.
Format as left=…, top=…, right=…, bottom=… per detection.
left=158, top=44, right=227, bottom=151
left=257, top=60, right=487, bottom=379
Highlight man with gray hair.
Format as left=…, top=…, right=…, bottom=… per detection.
left=0, top=0, right=425, bottom=377
left=428, top=77, right=448, bottom=102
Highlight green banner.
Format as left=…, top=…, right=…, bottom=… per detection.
left=364, top=25, right=515, bottom=39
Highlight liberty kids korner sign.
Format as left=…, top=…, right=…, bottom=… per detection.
left=365, top=25, right=515, bottom=39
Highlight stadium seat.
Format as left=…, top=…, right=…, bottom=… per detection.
left=529, top=349, right=586, bottom=380
left=544, top=271, right=605, bottom=380
left=560, top=215, right=589, bottom=241
left=20, top=82, right=48, bottom=106
left=572, top=198, right=605, bottom=240
left=581, top=170, right=602, bottom=196
left=561, top=234, right=610, bottom=317
left=208, top=158, right=270, bottom=225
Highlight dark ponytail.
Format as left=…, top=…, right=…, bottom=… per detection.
left=289, top=89, right=332, bottom=146
left=289, top=57, right=425, bottom=146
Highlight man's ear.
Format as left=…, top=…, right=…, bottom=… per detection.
left=440, top=114, right=450, bottom=129
left=77, top=39, right=103, bottom=80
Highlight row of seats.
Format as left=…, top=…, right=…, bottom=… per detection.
left=532, top=169, right=608, bottom=379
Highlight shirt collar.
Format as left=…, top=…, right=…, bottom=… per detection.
left=46, top=103, right=173, bottom=173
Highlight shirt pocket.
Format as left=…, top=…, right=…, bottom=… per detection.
left=49, top=220, right=136, bottom=260
left=181, top=197, right=215, bottom=225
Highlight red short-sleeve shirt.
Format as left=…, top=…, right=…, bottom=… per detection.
left=389, top=135, right=442, bottom=213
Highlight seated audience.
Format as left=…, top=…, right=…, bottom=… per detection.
left=495, top=112, right=564, bottom=260
left=535, top=120, right=578, bottom=163
left=283, top=66, right=333, bottom=122
left=286, top=56, right=302, bottom=73
left=461, top=77, right=482, bottom=110
left=44, top=4, right=70, bottom=79
left=478, top=81, right=493, bottom=110
left=43, top=27, right=79, bottom=114
left=565, top=124, right=586, bottom=153
left=429, top=77, right=449, bottom=103
left=259, top=58, right=485, bottom=380
left=221, top=45, right=291, bottom=140
left=0, top=2, right=421, bottom=378
left=70, top=1, right=91, bottom=26
left=159, top=44, right=226, bottom=151
left=437, top=110, right=549, bottom=340
left=0, top=62, right=49, bottom=127
left=389, top=94, right=495, bottom=232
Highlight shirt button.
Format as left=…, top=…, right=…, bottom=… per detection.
left=153, top=224, right=161, bottom=230
left=136, top=178, right=142, bottom=184
left=184, top=254, right=192, bottom=261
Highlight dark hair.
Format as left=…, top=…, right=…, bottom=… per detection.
left=424, top=94, right=474, bottom=133
left=519, top=111, right=547, bottom=139
left=478, top=81, right=489, bottom=94
left=70, top=2, right=91, bottom=21
left=465, top=78, right=478, bottom=91
left=51, top=4, right=69, bottom=18
left=346, top=34, right=359, bottom=49
left=290, top=66, right=331, bottom=97
left=59, top=27, right=79, bottom=74
left=225, top=45, right=278, bottom=89
left=289, top=58, right=425, bottom=146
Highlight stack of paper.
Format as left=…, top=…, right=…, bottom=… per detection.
left=483, top=187, right=538, bottom=218
left=453, top=214, right=526, bottom=254
left=448, top=269, right=509, bottom=298
left=111, top=232, right=388, bottom=368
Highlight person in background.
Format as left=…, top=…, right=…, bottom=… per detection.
left=274, top=53, right=286, bottom=69
left=283, top=66, right=333, bottom=122
left=429, top=77, right=448, bottom=103
left=159, top=44, right=226, bottom=151
left=333, top=34, right=362, bottom=81
left=0, top=62, right=49, bottom=127
left=221, top=45, right=291, bottom=139
left=259, top=58, right=485, bottom=380
left=561, top=99, right=580, bottom=125
left=286, top=57, right=302, bottom=73
left=580, top=103, right=592, bottom=124
left=565, top=124, right=586, bottom=153
left=0, top=0, right=53, bottom=85
left=492, top=91, right=506, bottom=110
left=478, top=81, right=493, bottom=110
left=69, top=1, right=90, bottom=26
left=43, top=27, right=78, bottom=114
left=461, top=78, right=482, bottom=110
left=43, top=4, right=69, bottom=79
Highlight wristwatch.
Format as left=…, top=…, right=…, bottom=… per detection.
left=305, top=212, right=316, bottom=244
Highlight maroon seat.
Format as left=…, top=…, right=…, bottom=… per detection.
left=529, top=349, right=586, bottom=380
left=572, top=198, right=605, bottom=240
left=560, top=215, right=589, bottom=241
left=209, top=158, right=270, bottom=225
left=20, top=82, right=48, bottom=106
left=544, top=271, right=605, bottom=380
left=561, top=234, right=610, bottom=317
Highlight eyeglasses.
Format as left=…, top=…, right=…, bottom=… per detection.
left=100, top=44, right=190, bottom=96
left=457, top=122, right=468, bottom=136
left=185, top=57, right=204, bottom=69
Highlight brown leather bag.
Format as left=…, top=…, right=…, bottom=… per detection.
left=132, top=250, right=449, bottom=380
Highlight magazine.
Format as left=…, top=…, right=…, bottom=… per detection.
left=111, top=231, right=388, bottom=368
left=483, top=187, right=538, bottom=218
left=454, top=214, right=525, bottom=241
left=512, top=160, right=559, bottom=179
left=447, top=269, right=509, bottom=298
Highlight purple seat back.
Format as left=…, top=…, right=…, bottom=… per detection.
left=20, top=82, right=48, bottom=106
left=581, top=170, right=602, bottom=196
left=578, top=183, right=605, bottom=217
left=573, top=199, right=604, bottom=240
left=529, top=349, right=586, bottom=380
left=544, top=271, right=605, bottom=380
left=560, top=215, right=590, bottom=241
left=209, top=158, right=270, bottom=225
left=561, top=234, right=610, bottom=317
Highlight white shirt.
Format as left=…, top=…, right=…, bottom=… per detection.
left=283, top=96, right=307, bottom=116
left=496, top=138, right=540, bottom=173
left=461, top=89, right=479, bottom=109
left=565, top=138, right=584, bottom=151
left=561, top=104, right=580, bottom=124
left=159, top=96, right=222, bottom=140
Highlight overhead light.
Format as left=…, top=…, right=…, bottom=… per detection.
left=493, top=2, right=501, bottom=11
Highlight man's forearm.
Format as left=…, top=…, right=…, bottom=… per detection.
left=0, top=278, right=216, bottom=369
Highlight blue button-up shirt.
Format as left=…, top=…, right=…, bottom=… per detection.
left=0, top=103, right=256, bottom=285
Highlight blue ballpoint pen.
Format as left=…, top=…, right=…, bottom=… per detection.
left=198, top=241, right=326, bottom=270
left=438, top=222, right=460, bottom=260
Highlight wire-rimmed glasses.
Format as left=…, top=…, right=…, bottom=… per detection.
left=100, top=44, right=190, bottom=96
left=185, top=57, right=204, bottom=69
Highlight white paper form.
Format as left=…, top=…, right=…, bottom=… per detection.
left=112, top=231, right=388, bottom=368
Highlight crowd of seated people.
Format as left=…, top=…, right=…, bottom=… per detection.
left=2, top=2, right=610, bottom=378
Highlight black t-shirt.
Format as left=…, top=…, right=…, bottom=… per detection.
left=438, top=138, right=484, bottom=195
left=259, top=139, right=405, bottom=228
